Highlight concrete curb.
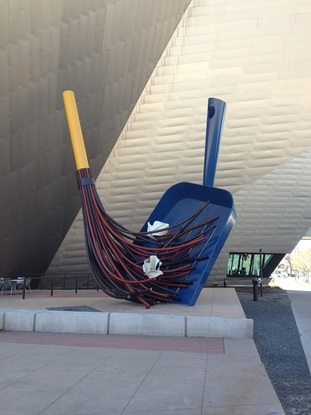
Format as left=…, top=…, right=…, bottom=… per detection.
left=0, top=309, right=253, bottom=338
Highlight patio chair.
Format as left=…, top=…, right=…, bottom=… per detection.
left=15, top=277, right=32, bottom=294
left=0, top=278, right=13, bottom=295
left=24, top=278, right=32, bottom=293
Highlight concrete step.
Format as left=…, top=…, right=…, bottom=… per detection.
left=0, top=288, right=253, bottom=338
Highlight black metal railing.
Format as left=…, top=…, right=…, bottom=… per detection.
left=5, top=273, right=98, bottom=299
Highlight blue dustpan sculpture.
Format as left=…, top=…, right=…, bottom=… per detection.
left=141, top=98, right=236, bottom=306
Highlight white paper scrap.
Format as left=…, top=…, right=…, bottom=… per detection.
left=147, top=221, right=169, bottom=237
left=142, top=255, right=163, bottom=278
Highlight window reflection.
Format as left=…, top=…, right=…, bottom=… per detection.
left=227, top=252, right=273, bottom=278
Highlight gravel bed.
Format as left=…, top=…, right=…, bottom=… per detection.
left=46, top=305, right=101, bottom=312
left=236, top=287, right=311, bottom=415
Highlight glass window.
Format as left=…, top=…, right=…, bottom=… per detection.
left=227, top=252, right=273, bottom=278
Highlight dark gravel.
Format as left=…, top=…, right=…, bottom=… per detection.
left=46, top=305, right=101, bottom=312
left=236, top=287, right=311, bottom=415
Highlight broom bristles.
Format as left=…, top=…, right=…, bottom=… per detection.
left=76, top=168, right=218, bottom=308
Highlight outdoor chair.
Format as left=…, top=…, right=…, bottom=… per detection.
left=0, top=278, right=13, bottom=295
left=24, top=278, right=32, bottom=293
left=15, top=277, right=32, bottom=294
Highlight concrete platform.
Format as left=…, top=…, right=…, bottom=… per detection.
left=0, top=288, right=253, bottom=338
left=0, top=287, right=287, bottom=415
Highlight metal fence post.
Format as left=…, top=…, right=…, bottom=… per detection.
left=51, top=278, right=54, bottom=296
left=22, top=277, right=26, bottom=299
left=253, top=278, right=258, bottom=301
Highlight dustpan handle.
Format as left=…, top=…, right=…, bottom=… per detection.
left=203, top=97, right=227, bottom=187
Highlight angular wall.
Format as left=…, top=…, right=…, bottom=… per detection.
left=0, top=0, right=190, bottom=275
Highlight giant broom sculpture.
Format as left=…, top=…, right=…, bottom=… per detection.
left=63, top=91, right=235, bottom=308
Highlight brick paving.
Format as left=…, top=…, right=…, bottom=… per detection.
left=0, top=331, right=224, bottom=353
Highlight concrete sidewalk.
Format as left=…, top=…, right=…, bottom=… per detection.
left=270, top=276, right=311, bottom=373
left=0, top=287, right=285, bottom=415
left=287, top=290, right=311, bottom=374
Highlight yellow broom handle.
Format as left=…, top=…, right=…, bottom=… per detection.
left=63, top=90, right=89, bottom=169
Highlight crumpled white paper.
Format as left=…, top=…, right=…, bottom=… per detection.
left=142, top=255, right=163, bottom=278
left=147, top=221, right=169, bottom=238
